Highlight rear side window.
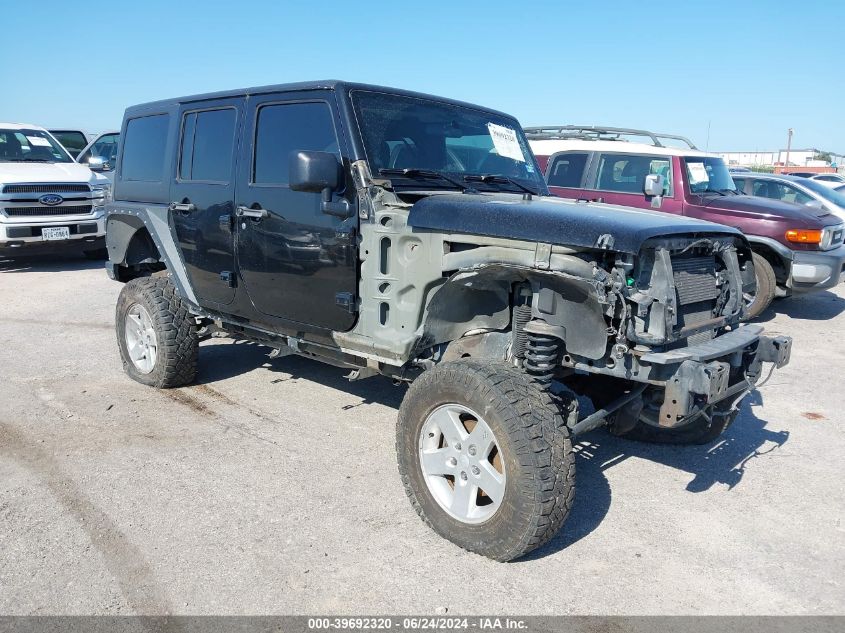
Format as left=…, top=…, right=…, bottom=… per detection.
left=596, top=153, right=672, bottom=195
left=179, top=108, right=237, bottom=182
left=253, top=102, right=339, bottom=185
left=121, top=114, right=169, bottom=182
left=547, top=153, right=588, bottom=187
left=752, top=180, right=814, bottom=205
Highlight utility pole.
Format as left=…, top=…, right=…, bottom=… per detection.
left=784, top=128, right=794, bottom=174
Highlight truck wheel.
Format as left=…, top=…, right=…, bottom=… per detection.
left=613, top=391, right=739, bottom=445
left=396, top=360, right=575, bottom=561
left=743, top=252, right=776, bottom=320
left=115, top=276, right=198, bottom=388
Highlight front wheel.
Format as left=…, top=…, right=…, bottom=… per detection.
left=115, top=276, right=198, bottom=388
left=396, top=361, right=575, bottom=561
left=743, top=252, right=777, bottom=320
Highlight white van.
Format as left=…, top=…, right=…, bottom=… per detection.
left=1, top=123, right=111, bottom=258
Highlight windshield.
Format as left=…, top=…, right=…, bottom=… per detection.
left=683, top=156, right=736, bottom=193
left=800, top=177, right=845, bottom=208
left=0, top=128, right=74, bottom=163
left=350, top=90, right=546, bottom=193
left=50, top=130, right=88, bottom=158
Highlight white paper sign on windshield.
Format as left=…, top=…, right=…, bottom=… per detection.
left=487, top=123, right=526, bottom=163
left=26, top=136, right=52, bottom=147
left=687, top=162, right=709, bottom=184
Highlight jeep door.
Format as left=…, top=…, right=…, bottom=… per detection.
left=234, top=92, right=357, bottom=332
left=170, top=98, right=244, bottom=306
left=582, top=152, right=683, bottom=214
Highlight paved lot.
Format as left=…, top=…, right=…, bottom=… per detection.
left=1, top=254, right=843, bottom=615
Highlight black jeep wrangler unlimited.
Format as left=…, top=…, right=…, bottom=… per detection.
left=106, top=81, right=791, bottom=561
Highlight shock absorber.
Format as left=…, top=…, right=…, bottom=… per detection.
left=524, top=331, right=561, bottom=385
left=511, top=304, right=532, bottom=360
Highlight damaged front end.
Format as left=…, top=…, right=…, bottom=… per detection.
left=510, top=234, right=792, bottom=433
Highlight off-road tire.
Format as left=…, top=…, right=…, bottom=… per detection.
left=744, top=252, right=777, bottom=320
left=615, top=403, right=739, bottom=445
left=115, top=276, right=198, bottom=388
left=396, top=360, right=575, bottom=561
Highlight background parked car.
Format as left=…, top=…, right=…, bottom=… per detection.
left=1, top=123, right=110, bottom=258
left=48, top=129, right=92, bottom=159
left=732, top=172, right=845, bottom=222
left=527, top=125, right=845, bottom=318
left=76, top=131, right=119, bottom=180
left=786, top=172, right=845, bottom=187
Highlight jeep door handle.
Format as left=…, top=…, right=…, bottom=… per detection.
left=169, top=202, right=196, bottom=213
left=236, top=206, right=269, bottom=220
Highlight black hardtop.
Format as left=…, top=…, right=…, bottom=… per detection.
left=122, top=80, right=517, bottom=121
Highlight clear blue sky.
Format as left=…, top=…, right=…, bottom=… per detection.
left=4, top=0, right=843, bottom=152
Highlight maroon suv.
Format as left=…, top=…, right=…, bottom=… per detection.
left=527, top=126, right=845, bottom=317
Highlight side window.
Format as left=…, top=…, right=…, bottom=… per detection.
left=780, top=184, right=814, bottom=205
left=253, top=102, right=339, bottom=185
left=732, top=177, right=746, bottom=192
left=753, top=180, right=781, bottom=199
left=752, top=180, right=813, bottom=205
left=179, top=108, right=237, bottom=182
left=121, top=114, right=169, bottom=182
left=79, top=133, right=119, bottom=164
left=595, top=153, right=671, bottom=195
left=547, top=153, right=588, bottom=188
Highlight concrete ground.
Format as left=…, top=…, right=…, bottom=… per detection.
left=0, top=254, right=843, bottom=615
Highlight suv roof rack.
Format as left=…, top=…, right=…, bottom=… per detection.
left=523, top=125, right=699, bottom=150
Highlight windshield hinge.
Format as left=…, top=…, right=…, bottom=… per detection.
left=534, top=242, right=552, bottom=270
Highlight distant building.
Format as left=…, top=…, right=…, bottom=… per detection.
left=716, top=148, right=845, bottom=170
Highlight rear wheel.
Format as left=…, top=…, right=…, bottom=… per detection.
left=743, top=252, right=776, bottom=320
left=396, top=361, right=575, bottom=561
left=115, top=276, right=198, bottom=388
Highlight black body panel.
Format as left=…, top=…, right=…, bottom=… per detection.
left=408, top=194, right=742, bottom=253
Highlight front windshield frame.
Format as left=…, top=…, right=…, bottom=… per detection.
left=0, top=128, right=74, bottom=164
left=349, top=89, right=547, bottom=194
left=683, top=156, right=737, bottom=194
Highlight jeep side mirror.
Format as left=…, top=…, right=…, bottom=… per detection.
left=643, top=173, right=665, bottom=197
left=88, top=156, right=112, bottom=172
left=289, top=150, right=350, bottom=218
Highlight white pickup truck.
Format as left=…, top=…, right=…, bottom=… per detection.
left=1, top=123, right=111, bottom=258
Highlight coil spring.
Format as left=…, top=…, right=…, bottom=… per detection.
left=524, top=332, right=561, bottom=385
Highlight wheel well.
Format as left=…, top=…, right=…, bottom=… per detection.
left=749, top=243, right=788, bottom=284
left=110, top=226, right=166, bottom=281
left=124, top=227, right=161, bottom=265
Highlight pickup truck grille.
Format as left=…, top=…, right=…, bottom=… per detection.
left=4, top=205, right=94, bottom=217
left=2, top=184, right=91, bottom=194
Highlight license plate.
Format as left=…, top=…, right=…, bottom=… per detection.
left=42, top=227, right=70, bottom=241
